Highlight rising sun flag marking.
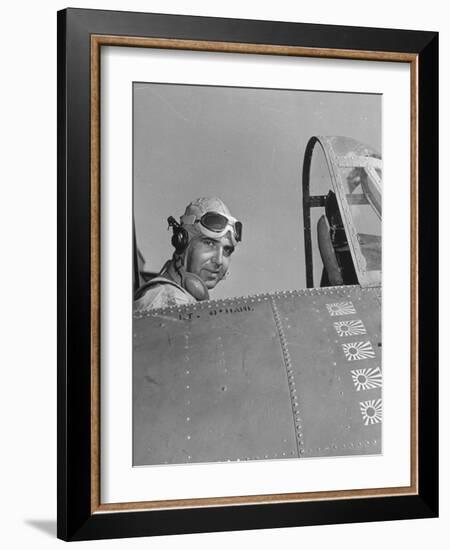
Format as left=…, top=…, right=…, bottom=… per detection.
left=333, top=319, right=367, bottom=337
left=351, top=367, right=382, bottom=391
left=342, top=341, right=376, bottom=361
left=326, top=302, right=357, bottom=316
left=360, top=399, right=382, bottom=425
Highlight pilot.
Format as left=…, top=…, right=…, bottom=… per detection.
left=134, top=197, right=242, bottom=311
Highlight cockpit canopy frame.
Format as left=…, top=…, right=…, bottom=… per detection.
left=302, top=136, right=382, bottom=289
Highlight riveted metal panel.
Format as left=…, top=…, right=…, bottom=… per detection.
left=133, top=285, right=381, bottom=466
left=273, top=286, right=382, bottom=458
left=134, top=296, right=298, bottom=465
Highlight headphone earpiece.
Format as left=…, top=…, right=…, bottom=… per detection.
left=168, top=216, right=189, bottom=254
left=171, top=227, right=189, bottom=253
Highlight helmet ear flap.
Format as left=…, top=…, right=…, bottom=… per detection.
left=183, top=271, right=209, bottom=301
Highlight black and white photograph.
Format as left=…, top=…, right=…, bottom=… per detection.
left=1, top=0, right=443, bottom=547
left=132, top=83, right=382, bottom=466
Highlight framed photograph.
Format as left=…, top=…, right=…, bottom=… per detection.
left=57, top=8, right=438, bottom=541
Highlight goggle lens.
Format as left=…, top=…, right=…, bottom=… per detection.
left=200, top=212, right=242, bottom=242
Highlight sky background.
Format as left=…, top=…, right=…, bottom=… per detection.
left=134, top=83, right=381, bottom=300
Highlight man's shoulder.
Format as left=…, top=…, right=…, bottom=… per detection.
left=134, top=278, right=195, bottom=312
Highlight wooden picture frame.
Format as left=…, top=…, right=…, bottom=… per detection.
left=57, top=8, right=438, bottom=541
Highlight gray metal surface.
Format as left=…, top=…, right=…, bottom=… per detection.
left=133, top=285, right=382, bottom=466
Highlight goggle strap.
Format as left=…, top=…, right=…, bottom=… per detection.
left=180, top=214, right=197, bottom=225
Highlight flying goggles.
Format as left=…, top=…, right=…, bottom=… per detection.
left=181, top=211, right=242, bottom=244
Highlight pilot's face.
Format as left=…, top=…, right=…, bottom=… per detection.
left=185, top=234, right=234, bottom=289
